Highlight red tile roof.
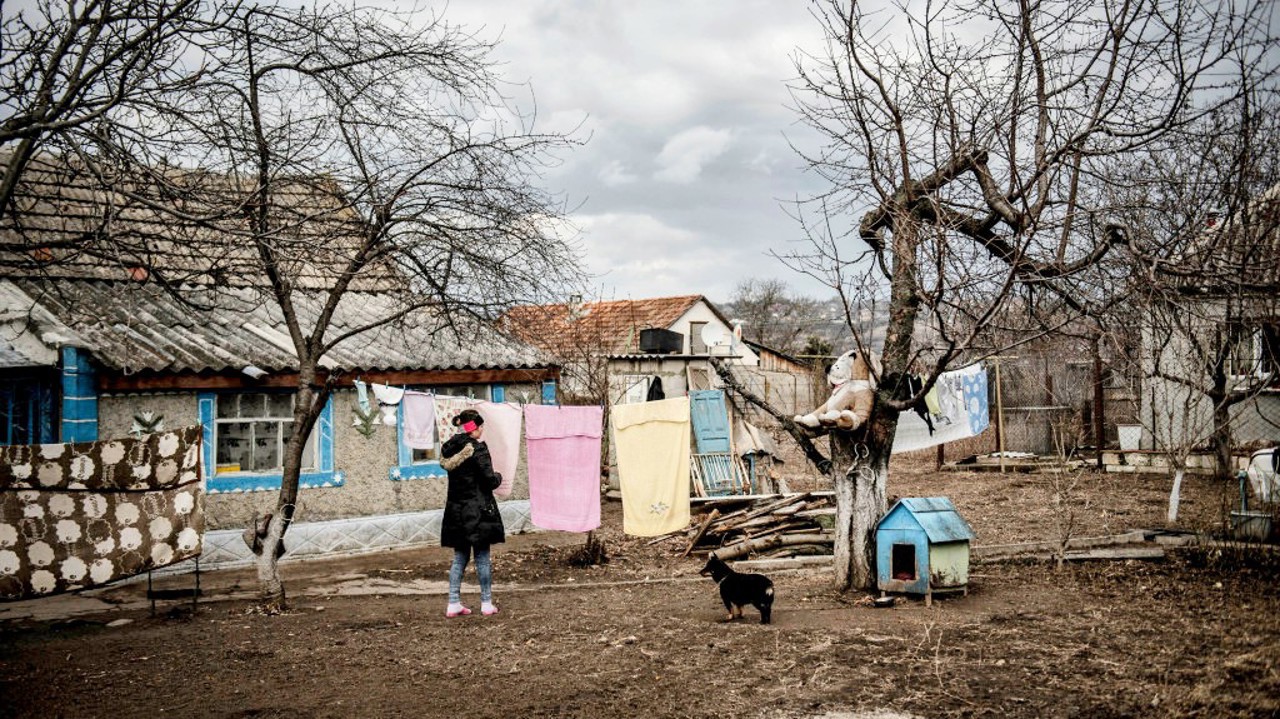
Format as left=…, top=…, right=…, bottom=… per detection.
left=502, top=295, right=708, bottom=355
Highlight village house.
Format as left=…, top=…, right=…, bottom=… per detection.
left=502, top=295, right=817, bottom=494
left=1137, top=184, right=1280, bottom=464
left=502, top=294, right=759, bottom=404
left=0, top=155, right=559, bottom=565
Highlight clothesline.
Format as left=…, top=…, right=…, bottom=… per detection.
left=356, top=382, right=691, bottom=538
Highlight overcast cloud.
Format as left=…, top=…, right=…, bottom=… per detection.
left=433, top=0, right=835, bottom=305
left=7, top=0, right=836, bottom=305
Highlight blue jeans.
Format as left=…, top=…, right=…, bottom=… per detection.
left=448, top=544, right=492, bottom=604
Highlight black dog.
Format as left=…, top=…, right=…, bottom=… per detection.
left=700, top=554, right=774, bottom=624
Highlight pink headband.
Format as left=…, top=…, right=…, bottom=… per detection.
left=462, top=420, right=479, bottom=432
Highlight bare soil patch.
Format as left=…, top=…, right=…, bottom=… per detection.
left=2, top=459, right=1277, bottom=719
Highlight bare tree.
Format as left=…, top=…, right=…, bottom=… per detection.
left=725, top=277, right=823, bottom=354
left=1107, top=96, right=1280, bottom=524
left=782, top=0, right=1278, bottom=590
left=0, top=0, right=226, bottom=223
left=179, top=5, right=581, bottom=608
left=3, top=3, right=583, bottom=609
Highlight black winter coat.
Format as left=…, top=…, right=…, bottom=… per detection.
left=439, top=433, right=505, bottom=549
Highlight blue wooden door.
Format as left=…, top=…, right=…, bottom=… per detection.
left=689, top=389, right=731, bottom=453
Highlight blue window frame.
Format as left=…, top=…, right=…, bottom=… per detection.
left=389, top=399, right=448, bottom=481
left=198, top=391, right=343, bottom=494
left=1, top=346, right=99, bottom=446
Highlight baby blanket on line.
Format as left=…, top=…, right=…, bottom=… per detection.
left=435, top=396, right=522, bottom=499
left=610, top=396, right=691, bottom=537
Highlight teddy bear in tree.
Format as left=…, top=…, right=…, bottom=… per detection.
left=794, top=348, right=883, bottom=431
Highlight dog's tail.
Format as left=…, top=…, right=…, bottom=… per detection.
left=761, top=585, right=775, bottom=624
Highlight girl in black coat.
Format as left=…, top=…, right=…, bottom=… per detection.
left=439, top=409, right=505, bottom=617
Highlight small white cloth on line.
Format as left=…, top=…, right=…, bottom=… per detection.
left=401, top=391, right=436, bottom=450
left=371, top=383, right=405, bottom=426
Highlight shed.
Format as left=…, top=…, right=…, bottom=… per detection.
left=875, top=497, right=976, bottom=605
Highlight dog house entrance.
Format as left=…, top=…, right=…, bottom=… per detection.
left=891, top=544, right=916, bottom=581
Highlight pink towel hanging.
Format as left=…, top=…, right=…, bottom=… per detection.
left=524, top=405, right=604, bottom=532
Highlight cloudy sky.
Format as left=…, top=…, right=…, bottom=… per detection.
left=10, top=0, right=838, bottom=304
left=433, top=1, right=837, bottom=305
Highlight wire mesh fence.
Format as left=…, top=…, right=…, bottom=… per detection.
left=941, top=352, right=1279, bottom=461
left=724, top=348, right=1277, bottom=467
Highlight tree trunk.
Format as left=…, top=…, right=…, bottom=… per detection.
left=255, top=513, right=289, bottom=612
left=1166, top=468, right=1185, bottom=524
left=831, top=443, right=856, bottom=591
left=830, top=410, right=897, bottom=591
left=252, top=380, right=321, bottom=610
left=1211, top=400, right=1234, bottom=482
left=829, top=208, right=919, bottom=592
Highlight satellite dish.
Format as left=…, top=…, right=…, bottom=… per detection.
left=700, top=323, right=728, bottom=349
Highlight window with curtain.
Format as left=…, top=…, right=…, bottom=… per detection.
left=214, top=393, right=317, bottom=474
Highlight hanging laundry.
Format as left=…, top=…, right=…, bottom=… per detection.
left=434, top=395, right=482, bottom=444
left=524, top=404, right=604, bottom=532
left=892, top=364, right=989, bottom=453
left=646, top=375, right=665, bottom=401
left=434, top=395, right=522, bottom=498
left=401, top=391, right=436, bottom=450
left=353, top=380, right=371, bottom=413
left=476, top=401, right=523, bottom=499
left=611, top=396, right=691, bottom=536
left=924, top=383, right=941, bottom=415
left=371, top=383, right=405, bottom=426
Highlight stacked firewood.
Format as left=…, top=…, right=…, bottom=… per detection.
left=664, top=492, right=835, bottom=560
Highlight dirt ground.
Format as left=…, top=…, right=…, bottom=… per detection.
left=2, top=457, right=1278, bottom=719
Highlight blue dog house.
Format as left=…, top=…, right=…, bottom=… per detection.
left=876, top=497, right=976, bottom=606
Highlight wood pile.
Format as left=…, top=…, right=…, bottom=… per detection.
left=661, top=492, right=836, bottom=561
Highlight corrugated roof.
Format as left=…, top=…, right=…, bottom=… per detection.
left=0, top=151, right=402, bottom=291
left=879, top=497, right=976, bottom=543
left=4, top=278, right=549, bottom=374
left=502, top=295, right=713, bottom=355
left=0, top=154, right=552, bottom=376
left=0, top=281, right=84, bottom=368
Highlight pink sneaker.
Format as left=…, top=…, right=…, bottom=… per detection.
left=481, top=602, right=498, bottom=616
left=445, top=603, right=471, bottom=618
